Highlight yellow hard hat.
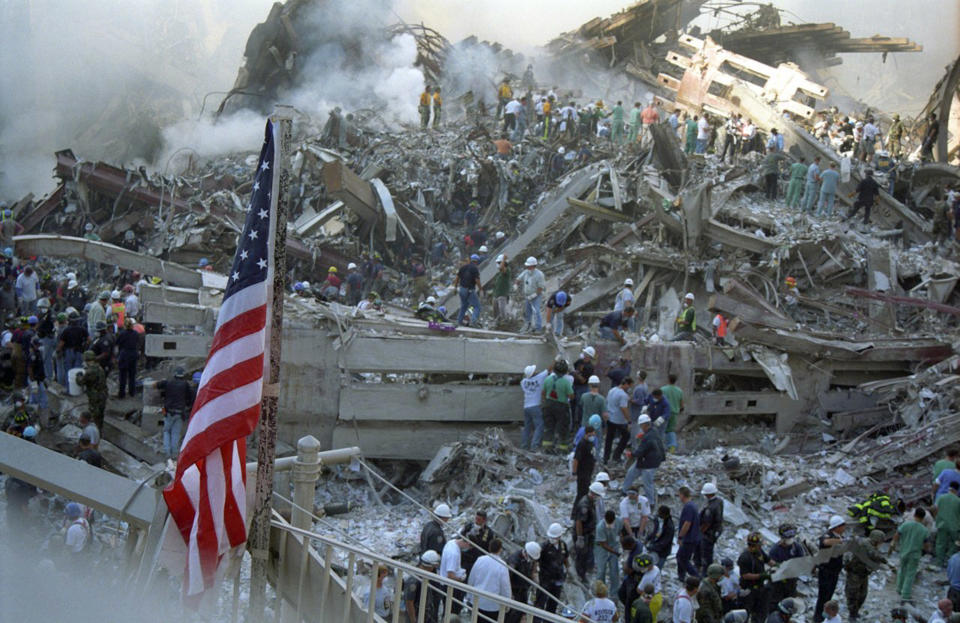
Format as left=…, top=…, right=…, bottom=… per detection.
left=328, top=266, right=337, bottom=273
left=150, top=276, right=162, bottom=285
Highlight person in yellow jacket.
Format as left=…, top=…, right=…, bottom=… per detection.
left=418, top=86, right=431, bottom=129
left=432, top=87, right=442, bottom=129
left=542, top=97, right=553, bottom=139
left=496, top=80, right=512, bottom=119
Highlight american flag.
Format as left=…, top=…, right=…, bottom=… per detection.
left=163, top=119, right=279, bottom=597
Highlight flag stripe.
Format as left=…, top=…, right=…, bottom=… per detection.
left=163, top=118, right=278, bottom=598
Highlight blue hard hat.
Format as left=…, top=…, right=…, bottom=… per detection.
left=3, top=209, right=11, bottom=218
left=27, top=315, right=38, bottom=325
left=192, top=371, right=203, bottom=383
left=2, top=247, right=11, bottom=257
left=588, top=414, right=602, bottom=429
left=555, top=291, right=568, bottom=306
left=293, top=282, right=304, bottom=292
left=23, top=426, right=37, bottom=439
left=198, top=258, right=209, bottom=267
left=65, top=502, right=82, bottom=519
left=470, top=254, right=480, bottom=262
left=438, top=306, right=446, bottom=314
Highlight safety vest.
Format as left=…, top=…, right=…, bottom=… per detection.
left=111, top=302, right=125, bottom=328
left=419, top=92, right=430, bottom=106
left=677, top=306, right=696, bottom=332
left=543, top=101, right=551, bottom=115
left=499, top=84, right=512, bottom=99
left=433, top=93, right=442, bottom=106
left=847, top=493, right=894, bottom=524
left=714, top=314, right=727, bottom=338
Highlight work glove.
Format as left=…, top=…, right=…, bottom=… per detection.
left=527, top=293, right=538, bottom=302
left=575, top=536, right=585, bottom=549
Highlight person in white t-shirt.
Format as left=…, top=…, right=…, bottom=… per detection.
left=673, top=577, right=700, bottom=623
left=64, top=502, right=90, bottom=554
left=520, top=364, right=549, bottom=450
left=619, top=486, right=651, bottom=538
left=696, top=116, right=712, bottom=154
left=579, top=580, right=619, bottom=623
left=821, top=600, right=842, bottom=623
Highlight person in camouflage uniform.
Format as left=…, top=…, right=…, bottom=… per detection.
left=697, top=564, right=725, bottom=623
left=77, top=350, right=107, bottom=432
left=844, top=530, right=887, bottom=620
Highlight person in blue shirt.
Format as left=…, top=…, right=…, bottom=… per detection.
left=573, top=414, right=604, bottom=456
left=766, top=128, right=784, bottom=153
left=817, top=162, right=841, bottom=218
left=947, top=547, right=960, bottom=607
left=645, top=389, right=670, bottom=428
left=676, top=486, right=701, bottom=582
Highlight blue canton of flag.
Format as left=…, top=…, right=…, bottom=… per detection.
left=227, top=121, right=275, bottom=297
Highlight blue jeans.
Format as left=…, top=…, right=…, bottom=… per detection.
left=524, top=295, right=542, bottom=330
left=595, top=548, right=620, bottom=593
left=62, top=349, right=83, bottom=385
left=624, top=465, right=657, bottom=506
left=39, top=336, right=56, bottom=380
left=599, top=326, right=615, bottom=340
left=817, top=190, right=836, bottom=217
left=456, top=286, right=480, bottom=325
left=29, top=382, right=48, bottom=410
left=695, top=138, right=707, bottom=154
left=665, top=431, right=677, bottom=451
left=163, top=413, right=183, bottom=458
left=521, top=406, right=544, bottom=450
left=551, top=310, right=564, bottom=335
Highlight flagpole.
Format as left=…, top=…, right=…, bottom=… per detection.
left=248, top=108, right=291, bottom=617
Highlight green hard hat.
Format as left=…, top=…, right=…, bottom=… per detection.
left=83, top=350, right=96, bottom=360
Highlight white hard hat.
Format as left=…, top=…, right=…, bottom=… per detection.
left=495, top=231, right=505, bottom=239
left=637, top=414, right=651, bottom=425
left=111, top=289, right=121, bottom=299
left=479, top=245, right=488, bottom=253
left=524, top=256, right=538, bottom=267
left=495, top=254, right=504, bottom=264
left=347, top=262, right=357, bottom=270
left=589, top=482, right=605, bottom=496
left=684, top=292, right=695, bottom=301
left=420, top=550, right=441, bottom=566
left=582, top=346, right=596, bottom=358
left=426, top=296, right=437, bottom=305
left=828, top=515, right=846, bottom=529
left=67, top=279, right=78, bottom=290
left=301, top=281, right=311, bottom=288
left=624, top=278, right=634, bottom=287
left=701, top=482, right=718, bottom=496
left=587, top=375, right=600, bottom=385
left=524, top=541, right=542, bottom=560
left=524, top=364, right=536, bottom=378
left=558, top=147, right=566, bottom=155
left=595, top=472, right=610, bottom=483
left=547, top=523, right=564, bottom=538
left=434, top=503, right=452, bottom=519
left=66, top=272, right=76, bottom=281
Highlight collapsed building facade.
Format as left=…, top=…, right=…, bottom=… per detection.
left=3, top=0, right=960, bottom=621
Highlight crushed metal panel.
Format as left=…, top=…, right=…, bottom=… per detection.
left=658, top=35, right=828, bottom=120
left=749, top=347, right=799, bottom=400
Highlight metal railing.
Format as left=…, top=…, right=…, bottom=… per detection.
left=268, top=515, right=576, bottom=623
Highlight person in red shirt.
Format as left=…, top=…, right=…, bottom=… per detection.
left=321, top=266, right=341, bottom=300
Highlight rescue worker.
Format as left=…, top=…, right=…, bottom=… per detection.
left=467, top=539, right=511, bottom=622
left=3, top=393, right=31, bottom=433
left=496, top=80, right=513, bottom=120
left=802, top=156, right=822, bottom=213
left=543, top=359, right=573, bottom=450
left=785, top=158, right=808, bottom=209
left=847, top=490, right=895, bottom=535
left=935, top=481, right=960, bottom=567
left=419, top=86, right=432, bottom=129
left=460, top=510, right=495, bottom=583
left=574, top=482, right=603, bottom=582
left=844, top=530, right=886, bottom=620
left=115, top=318, right=139, bottom=398
left=697, top=565, right=726, bottom=623
left=420, top=503, right=451, bottom=555
left=629, top=103, right=642, bottom=143
left=674, top=293, right=696, bottom=341
left=432, top=87, right=442, bottom=129
left=404, top=550, right=441, bottom=623
left=634, top=553, right=664, bottom=621
left=768, top=524, right=804, bottom=604
left=892, top=507, right=928, bottom=602
left=887, top=114, right=904, bottom=159
left=813, top=515, right=846, bottom=623
left=75, top=350, right=107, bottom=433
left=610, top=101, right=625, bottom=144
left=595, top=510, right=621, bottom=593
left=738, top=532, right=773, bottom=623
left=157, top=367, right=196, bottom=459
left=697, top=482, right=724, bottom=574
left=765, top=599, right=797, bottom=623
left=711, top=311, right=729, bottom=346
left=534, top=523, right=569, bottom=620
left=505, top=542, right=540, bottom=623
left=572, top=425, right=598, bottom=509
